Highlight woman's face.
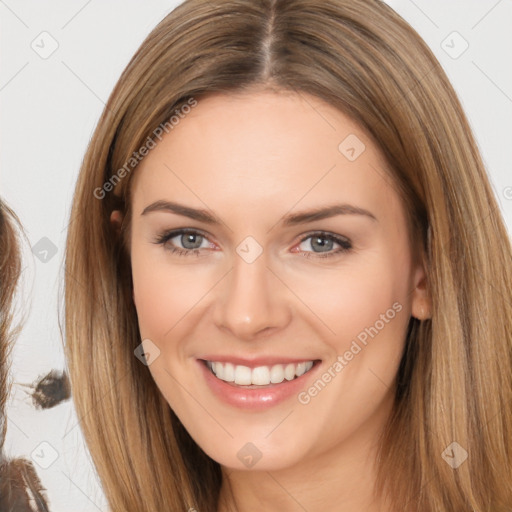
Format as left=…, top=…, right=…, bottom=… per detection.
left=124, top=90, right=428, bottom=471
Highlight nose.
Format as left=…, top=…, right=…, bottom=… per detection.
left=213, top=251, right=291, bottom=340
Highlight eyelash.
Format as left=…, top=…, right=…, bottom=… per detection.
left=153, top=228, right=352, bottom=259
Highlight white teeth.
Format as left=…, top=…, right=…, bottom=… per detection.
left=284, top=363, right=296, bottom=381
left=234, top=365, right=252, bottom=385
left=207, top=360, right=315, bottom=386
left=213, top=362, right=224, bottom=380
left=251, top=366, right=270, bottom=385
left=269, top=364, right=285, bottom=384
left=223, top=362, right=235, bottom=382
left=296, top=362, right=307, bottom=377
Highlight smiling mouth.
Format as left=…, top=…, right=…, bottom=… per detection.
left=203, top=360, right=318, bottom=387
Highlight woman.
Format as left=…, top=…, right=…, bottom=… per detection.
left=65, top=0, right=512, bottom=510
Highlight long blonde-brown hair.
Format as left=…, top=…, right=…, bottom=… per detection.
left=0, top=200, right=22, bottom=456
left=64, top=0, right=512, bottom=510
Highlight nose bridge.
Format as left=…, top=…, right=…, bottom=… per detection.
left=214, top=245, right=290, bottom=338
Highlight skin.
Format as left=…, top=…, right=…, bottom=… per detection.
left=112, top=89, right=430, bottom=511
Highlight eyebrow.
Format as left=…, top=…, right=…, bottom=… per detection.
left=141, top=200, right=377, bottom=225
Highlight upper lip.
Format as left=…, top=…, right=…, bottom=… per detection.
left=199, top=356, right=320, bottom=368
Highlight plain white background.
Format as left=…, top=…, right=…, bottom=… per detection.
left=1, top=1, right=511, bottom=510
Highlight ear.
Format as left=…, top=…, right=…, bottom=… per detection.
left=410, top=260, right=431, bottom=320
left=110, top=210, right=124, bottom=236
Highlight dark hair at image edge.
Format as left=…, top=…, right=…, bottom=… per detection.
left=64, top=0, right=512, bottom=510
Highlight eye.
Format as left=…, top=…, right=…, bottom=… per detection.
left=294, top=232, right=352, bottom=259
left=154, top=228, right=214, bottom=256
left=154, top=229, right=352, bottom=259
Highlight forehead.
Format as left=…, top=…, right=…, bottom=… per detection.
left=131, top=90, right=402, bottom=226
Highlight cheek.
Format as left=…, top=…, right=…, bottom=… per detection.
left=131, top=245, right=208, bottom=341
left=297, top=256, right=409, bottom=347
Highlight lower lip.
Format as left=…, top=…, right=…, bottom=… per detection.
left=198, top=360, right=320, bottom=410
